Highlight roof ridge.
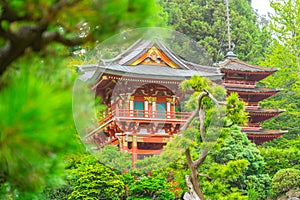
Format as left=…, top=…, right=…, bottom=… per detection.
left=215, top=59, right=231, bottom=67
left=232, top=59, right=277, bottom=72
left=119, top=40, right=154, bottom=65
left=246, top=108, right=285, bottom=112
left=245, top=129, right=288, bottom=134
left=226, top=87, right=282, bottom=92
left=154, top=40, right=190, bottom=69
left=101, top=39, right=144, bottom=64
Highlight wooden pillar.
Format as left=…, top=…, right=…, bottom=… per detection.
left=170, top=102, right=175, bottom=118
left=122, top=136, right=128, bottom=151
left=148, top=102, right=152, bottom=118
left=132, top=134, right=138, bottom=167
left=144, top=100, right=149, bottom=117
left=167, top=102, right=171, bottom=119
left=152, top=101, right=156, bottom=118
left=129, top=99, right=134, bottom=117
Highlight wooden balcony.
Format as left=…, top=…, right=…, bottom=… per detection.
left=113, top=109, right=191, bottom=124
left=84, top=109, right=192, bottom=150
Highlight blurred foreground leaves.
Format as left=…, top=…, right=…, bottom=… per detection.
left=0, top=70, right=80, bottom=198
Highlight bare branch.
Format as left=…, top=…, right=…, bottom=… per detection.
left=0, top=1, right=34, bottom=22
left=180, top=91, right=209, bottom=132
left=0, top=25, right=14, bottom=40
left=198, top=173, right=211, bottom=179
left=205, top=89, right=222, bottom=118
left=199, top=106, right=206, bottom=142
left=185, top=148, right=193, bottom=168
left=194, top=150, right=209, bottom=169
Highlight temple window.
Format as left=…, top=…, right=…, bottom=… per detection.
left=157, top=102, right=167, bottom=118
left=134, top=101, right=144, bottom=117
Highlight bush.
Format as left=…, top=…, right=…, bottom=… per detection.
left=68, top=155, right=125, bottom=200
left=260, top=147, right=300, bottom=177
left=127, top=176, right=175, bottom=200
left=272, top=168, right=300, bottom=197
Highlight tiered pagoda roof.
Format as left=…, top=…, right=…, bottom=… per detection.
left=219, top=57, right=277, bottom=72
left=216, top=51, right=287, bottom=144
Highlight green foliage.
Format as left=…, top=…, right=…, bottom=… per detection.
left=161, top=0, right=269, bottom=63
left=226, top=92, right=248, bottom=126
left=259, top=0, right=300, bottom=139
left=0, top=0, right=167, bottom=71
left=263, top=135, right=300, bottom=149
left=201, top=157, right=249, bottom=199
left=202, top=181, right=248, bottom=200
left=68, top=155, right=125, bottom=200
left=0, top=72, right=78, bottom=198
left=41, top=184, right=73, bottom=200
left=127, top=176, right=174, bottom=200
left=260, top=147, right=300, bottom=177
left=134, top=135, right=190, bottom=173
left=245, top=174, right=272, bottom=200
left=181, top=76, right=247, bottom=128
left=180, top=75, right=210, bottom=92
left=207, top=159, right=249, bottom=181
left=212, top=126, right=265, bottom=175
left=210, top=126, right=271, bottom=199
left=95, top=145, right=132, bottom=172
left=148, top=125, right=269, bottom=200
left=272, top=168, right=300, bottom=197
left=86, top=0, right=167, bottom=41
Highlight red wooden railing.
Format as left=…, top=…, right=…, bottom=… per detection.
left=113, top=109, right=191, bottom=121
left=84, top=109, right=192, bottom=148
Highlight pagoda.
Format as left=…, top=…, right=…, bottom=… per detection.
left=217, top=51, right=287, bottom=144
left=77, top=39, right=221, bottom=166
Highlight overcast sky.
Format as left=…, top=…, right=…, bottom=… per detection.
left=251, top=0, right=274, bottom=16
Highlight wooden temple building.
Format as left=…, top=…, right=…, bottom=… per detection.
left=77, top=38, right=286, bottom=165
left=216, top=51, right=287, bottom=144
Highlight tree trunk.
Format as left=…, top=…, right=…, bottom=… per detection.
left=183, top=175, right=201, bottom=200
left=185, top=148, right=205, bottom=200
left=182, top=90, right=222, bottom=200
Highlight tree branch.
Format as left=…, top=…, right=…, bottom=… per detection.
left=180, top=91, right=209, bottom=132
left=42, top=31, right=89, bottom=47
left=0, top=1, right=34, bottom=22
left=185, top=148, right=193, bottom=168
left=199, top=106, right=206, bottom=142
left=0, top=25, right=14, bottom=40
left=194, top=149, right=209, bottom=169
left=0, top=0, right=87, bottom=76
left=198, top=173, right=211, bottom=179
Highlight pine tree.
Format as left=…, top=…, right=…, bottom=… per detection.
left=160, top=0, right=269, bottom=63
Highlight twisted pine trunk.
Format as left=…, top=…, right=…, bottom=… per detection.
left=181, top=90, right=221, bottom=200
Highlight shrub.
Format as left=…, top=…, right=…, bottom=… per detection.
left=272, top=168, right=300, bottom=197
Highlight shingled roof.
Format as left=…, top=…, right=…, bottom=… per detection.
left=77, top=64, right=221, bottom=81
left=226, top=87, right=281, bottom=93
left=216, top=51, right=278, bottom=72
left=246, top=108, right=285, bottom=114
left=77, top=38, right=222, bottom=81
